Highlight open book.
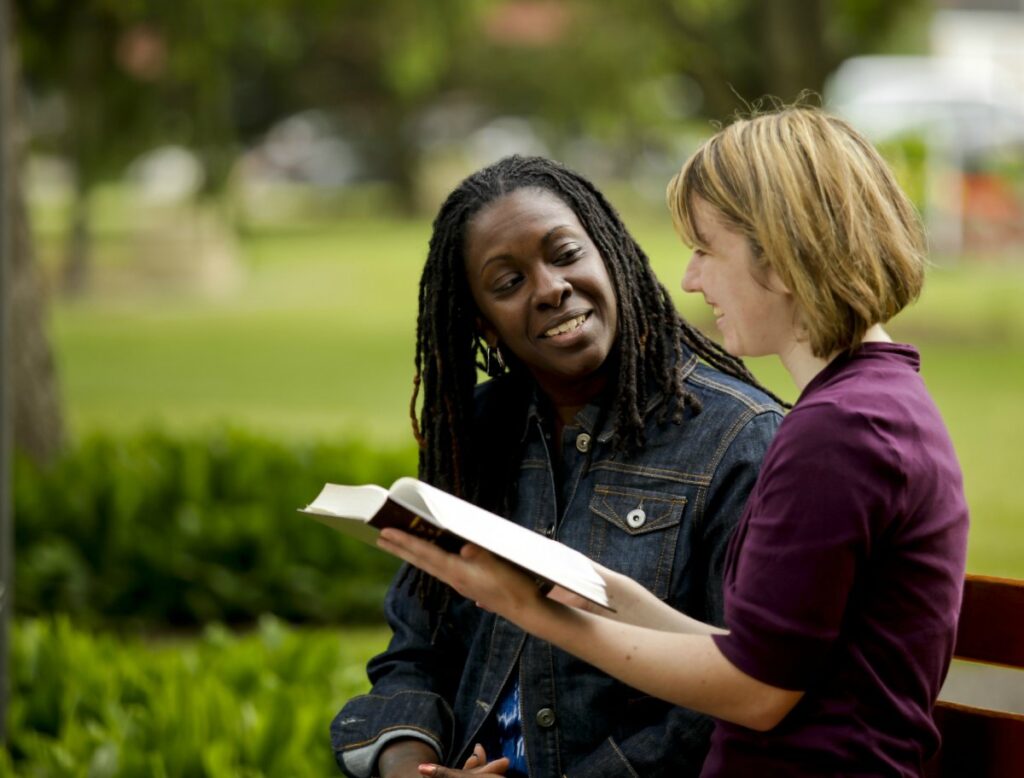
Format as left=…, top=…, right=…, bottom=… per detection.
left=300, top=477, right=610, bottom=610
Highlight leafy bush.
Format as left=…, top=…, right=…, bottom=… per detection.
left=13, top=429, right=417, bottom=627
left=2, top=616, right=389, bottom=777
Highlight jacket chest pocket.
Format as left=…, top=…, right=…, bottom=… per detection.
left=587, top=485, right=687, bottom=600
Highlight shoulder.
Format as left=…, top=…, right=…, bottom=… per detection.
left=768, top=392, right=899, bottom=491
left=684, top=361, right=783, bottom=422
left=784, top=346, right=928, bottom=449
left=664, top=361, right=784, bottom=470
left=805, top=343, right=927, bottom=416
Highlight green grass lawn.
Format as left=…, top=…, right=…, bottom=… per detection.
left=53, top=220, right=425, bottom=446
left=45, top=213, right=1024, bottom=577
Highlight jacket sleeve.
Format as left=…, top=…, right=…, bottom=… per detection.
left=330, top=567, right=476, bottom=777
left=563, top=409, right=782, bottom=778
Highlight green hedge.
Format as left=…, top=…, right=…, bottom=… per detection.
left=13, top=429, right=417, bottom=627
left=2, top=616, right=388, bottom=777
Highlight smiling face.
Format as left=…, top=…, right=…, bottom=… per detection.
left=464, top=187, right=618, bottom=401
left=681, top=196, right=798, bottom=359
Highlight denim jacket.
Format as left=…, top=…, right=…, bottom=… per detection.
left=332, top=352, right=782, bottom=777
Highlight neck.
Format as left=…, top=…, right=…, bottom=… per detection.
left=780, top=323, right=891, bottom=392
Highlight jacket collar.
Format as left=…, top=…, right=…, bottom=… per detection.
left=518, top=348, right=699, bottom=444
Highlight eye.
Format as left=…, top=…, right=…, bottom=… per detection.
left=553, top=244, right=584, bottom=265
left=493, top=273, right=523, bottom=294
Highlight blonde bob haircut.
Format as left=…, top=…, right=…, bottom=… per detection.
left=667, top=107, right=926, bottom=358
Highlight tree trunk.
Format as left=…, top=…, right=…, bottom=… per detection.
left=4, top=4, right=65, bottom=463
left=756, top=0, right=829, bottom=103
left=60, top=182, right=90, bottom=296
left=1, top=0, right=15, bottom=744
left=10, top=170, right=65, bottom=462
left=373, top=113, right=420, bottom=215
left=59, top=7, right=102, bottom=297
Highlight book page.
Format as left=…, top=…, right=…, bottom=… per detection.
left=387, top=477, right=438, bottom=523
left=303, top=483, right=389, bottom=520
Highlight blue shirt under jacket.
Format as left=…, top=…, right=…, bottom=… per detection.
left=331, top=350, right=782, bottom=778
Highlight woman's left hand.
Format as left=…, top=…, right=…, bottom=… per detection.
left=377, top=529, right=541, bottom=619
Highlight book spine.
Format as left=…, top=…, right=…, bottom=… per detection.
left=370, top=499, right=464, bottom=554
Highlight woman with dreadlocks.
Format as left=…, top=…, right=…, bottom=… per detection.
left=332, top=155, right=783, bottom=778
left=378, top=110, right=969, bottom=777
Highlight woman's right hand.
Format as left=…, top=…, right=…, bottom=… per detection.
left=377, top=530, right=542, bottom=620
left=417, top=743, right=509, bottom=776
left=549, top=563, right=726, bottom=635
left=380, top=741, right=508, bottom=778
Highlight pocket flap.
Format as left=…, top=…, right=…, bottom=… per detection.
left=589, top=485, right=686, bottom=536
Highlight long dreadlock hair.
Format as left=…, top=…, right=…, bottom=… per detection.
left=406, top=155, right=781, bottom=610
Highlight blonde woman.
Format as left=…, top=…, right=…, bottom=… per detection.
left=379, top=108, right=969, bottom=777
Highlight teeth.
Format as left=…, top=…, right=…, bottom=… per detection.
left=712, top=307, right=723, bottom=317
left=545, top=314, right=587, bottom=337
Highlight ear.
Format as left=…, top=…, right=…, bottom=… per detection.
left=475, top=316, right=499, bottom=348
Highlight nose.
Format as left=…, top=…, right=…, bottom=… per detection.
left=533, top=265, right=572, bottom=309
left=681, top=251, right=703, bottom=294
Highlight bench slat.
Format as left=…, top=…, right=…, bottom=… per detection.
left=954, top=574, right=1024, bottom=668
left=930, top=701, right=1024, bottom=778
left=926, top=573, right=1024, bottom=777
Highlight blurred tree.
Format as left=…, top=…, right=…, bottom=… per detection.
left=0, top=0, right=11, bottom=744
left=153, top=0, right=319, bottom=199
left=453, top=1, right=683, bottom=174
left=2, top=2, right=65, bottom=463
left=644, top=0, right=930, bottom=119
left=382, top=0, right=930, bottom=181
left=16, top=0, right=172, bottom=295
left=277, top=0, right=483, bottom=211
left=12, top=0, right=933, bottom=249
left=3, top=0, right=69, bottom=742
left=14, top=0, right=306, bottom=290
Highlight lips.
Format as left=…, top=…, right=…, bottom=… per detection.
left=540, top=310, right=591, bottom=338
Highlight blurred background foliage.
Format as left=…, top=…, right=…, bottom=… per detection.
left=4, top=0, right=1024, bottom=774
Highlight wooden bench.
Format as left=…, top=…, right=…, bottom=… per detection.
left=926, top=573, right=1024, bottom=777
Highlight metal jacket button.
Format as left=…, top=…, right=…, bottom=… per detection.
left=575, top=433, right=591, bottom=453
left=536, top=707, right=556, bottom=728
left=626, top=507, right=646, bottom=529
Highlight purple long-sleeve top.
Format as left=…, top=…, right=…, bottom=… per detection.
left=704, top=343, right=969, bottom=777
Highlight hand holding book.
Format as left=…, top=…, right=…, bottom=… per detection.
left=301, top=477, right=724, bottom=633
left=377, top=528, right=551, bottom=621
left=300, top=477, right=609, bottom=609
left=378, top=527, right=727, bottom=640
